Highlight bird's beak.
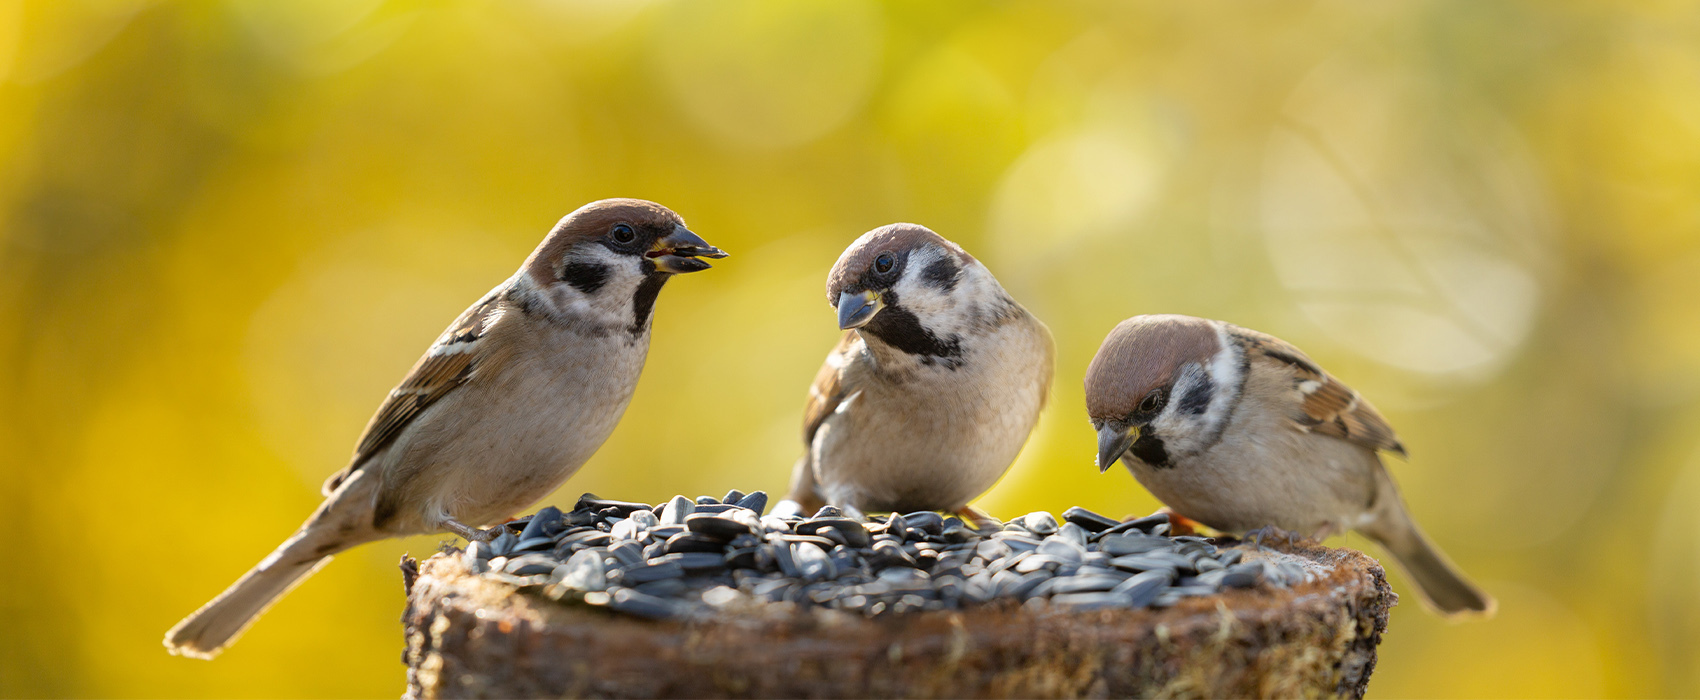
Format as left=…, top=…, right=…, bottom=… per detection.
left=1097, top=425, right=1138, bottom=474
left=837, top=290, right=884, bottom=329
left=648, top=224, right=729, bottom=274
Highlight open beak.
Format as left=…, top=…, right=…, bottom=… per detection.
left=1097, top=425, right=1138, bottom=474
left=837, top=290, right=884, bottom=330
left=648, top=224, right=729, bottom=274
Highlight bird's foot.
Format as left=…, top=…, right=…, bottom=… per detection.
left=1244, top=525, right=1302, bottom=549
left=441, top=518, right=500, bottom=543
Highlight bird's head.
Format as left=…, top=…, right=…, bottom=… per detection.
left=1085, top=315, right=1244, bottom=472
left=824, top=223, right=999, bottom=361
left=523, top=198, right=726, bottom=333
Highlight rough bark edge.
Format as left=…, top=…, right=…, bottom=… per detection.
left=401, top=540, right=1393, bottom=699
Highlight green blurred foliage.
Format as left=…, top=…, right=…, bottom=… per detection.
left=2, top=0, right=1698, bottom=697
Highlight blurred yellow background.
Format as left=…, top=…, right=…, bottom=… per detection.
left=3, top=0, right=1698, bottom=697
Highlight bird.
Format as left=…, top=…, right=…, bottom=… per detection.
left=1085, top=314, right=1494, bottom=617
left=164, top=198, right=726, bottom=658
left=777, top=223, right=1054, bottom=528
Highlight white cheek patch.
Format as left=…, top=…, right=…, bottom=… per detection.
left=1199, top=322, right=1247, bottom=440
left=892, top=248, right=954, bottom=313
left=891, top=246, right=999, bottom=338
left=1150, top=325, right=1246, bottom=456
left=541, top=245, right=647, bottom=327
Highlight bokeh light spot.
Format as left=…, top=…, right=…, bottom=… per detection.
left=649, top=0, right=883, bottom=149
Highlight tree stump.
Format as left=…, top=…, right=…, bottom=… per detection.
left=399, top=536, right=1392, bottom=698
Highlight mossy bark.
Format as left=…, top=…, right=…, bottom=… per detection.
left=399, top=540, right=1392, bottom=699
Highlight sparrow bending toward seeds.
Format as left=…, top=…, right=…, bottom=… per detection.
left=778, top=224, right=1054, bottom=528
left=164, top=199, right=726, bottom=658
left=1085, top=314, right=1494, bottom=617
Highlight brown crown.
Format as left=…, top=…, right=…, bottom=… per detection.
left=524, top=199, right=686, bottom=278
left=1085, top=314, right=1222, bottom=421
left=825, top=223, right=974, bottom=301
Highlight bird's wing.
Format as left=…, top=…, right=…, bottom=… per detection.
left=1232, top=327, right=1406, bottom=457
left=322, top=287, right=509, bottom=495
left=801, top=331, right=861, bottom=448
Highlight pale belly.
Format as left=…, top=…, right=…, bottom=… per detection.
left=1124, top=428, right=1378, bottom=536
left=814, top=344, right=1048, bottom=513
left=376, top=332, right=645, bottom=533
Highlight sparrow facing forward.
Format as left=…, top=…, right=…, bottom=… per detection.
left=165, top=199, right=726, bottom=658
left=1086, top=314, right=1493, bottom=617
left=779, top=224, right=1054, bottom=527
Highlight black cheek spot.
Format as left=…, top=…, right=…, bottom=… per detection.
left=628, top=272, right=669, bottom=334
left=559, top=262, right=611, bottom=295
left=1130, top=430, right=1171, bottom=469
left=1177, top=374, right=1214, bottom=415
left=921, top=256, right=958, bottom=292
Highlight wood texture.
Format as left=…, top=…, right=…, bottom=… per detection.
left=400, top=538, right=1393, bottom=699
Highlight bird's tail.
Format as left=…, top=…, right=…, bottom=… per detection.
left=165, top=469, right=382, bottom=659
left=1361, top=483, right=1495, bottom=618
left=163, top=533, right=334, bottom=659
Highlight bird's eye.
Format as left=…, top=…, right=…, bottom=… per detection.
left=611, top=224, right=636, bottom=244
left=874, top=253, right=895, bottom=274
left=1139, top=391, right=1163, bottom=413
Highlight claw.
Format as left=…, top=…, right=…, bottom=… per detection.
left=441, top=518, right=500, bottom=543
left=1244, top=525, right=1302, bottom=549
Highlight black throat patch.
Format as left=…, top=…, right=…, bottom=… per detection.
left=1130, top=429, right=1172, bottom=469
left=628, top=267, right=669, bottom=335
left=861, top=291, right=963, bottom=368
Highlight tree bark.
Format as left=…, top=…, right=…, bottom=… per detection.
left=400, top=539, right=1393, bottom=699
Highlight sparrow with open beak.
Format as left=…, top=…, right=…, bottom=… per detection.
left=1085, top=314, right=1493, bottom=616
left=778, top=224, right=1054, bottom=528
left=164, top=199, right=726, bottom=658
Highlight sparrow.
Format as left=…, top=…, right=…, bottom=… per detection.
left=1085, top=314, right=1493, bottom=616
left=778, top=223, right=1054, bottom=528
left=164, top=199, right=726, bottom=658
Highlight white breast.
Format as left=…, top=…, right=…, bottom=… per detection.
left=813, top=314, right=1052, bottom=513
left=1122, top=368, right=1379, bottom=536
left=379, top=316, right=649, bottom=533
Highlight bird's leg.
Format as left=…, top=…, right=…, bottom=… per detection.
left=955, top=506, right=1004, bottom=532
left=841, top=504, right=868, bottom=522
left=1245, top=525, right=1301, bottom=549
left=440, top=518, right=500, bottom=543
left=1156, top=507, right=1208, bottom=537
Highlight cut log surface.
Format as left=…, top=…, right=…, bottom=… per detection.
left=400, top=537, right=1393, bottom=699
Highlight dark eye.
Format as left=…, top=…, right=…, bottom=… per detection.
left=1139, top=391, right=1163, bottom=414
left=611, top=223, right=636, bottom=244
left=874, top=253, right=895, bottom=274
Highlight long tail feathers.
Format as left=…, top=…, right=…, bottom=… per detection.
left=163, top=541, right=333, bottom=659
left=1365, top=508, right=1496, bottom=618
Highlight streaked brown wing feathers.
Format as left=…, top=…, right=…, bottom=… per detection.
left=322, top=290, right=504, bottom=495
left=801, top=332, right=859, bottom=446
left=1234, top=327, right=1406, bottom=456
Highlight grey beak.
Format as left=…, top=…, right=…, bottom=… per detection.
left=650, top=224, right=728, bottom=274
left=837, top=290, right=883, bottom=330
left=1097, top=425, right=1136, bottom=474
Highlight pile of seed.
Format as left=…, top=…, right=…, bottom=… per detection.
left=460, top=490, right=1315, bottom=621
